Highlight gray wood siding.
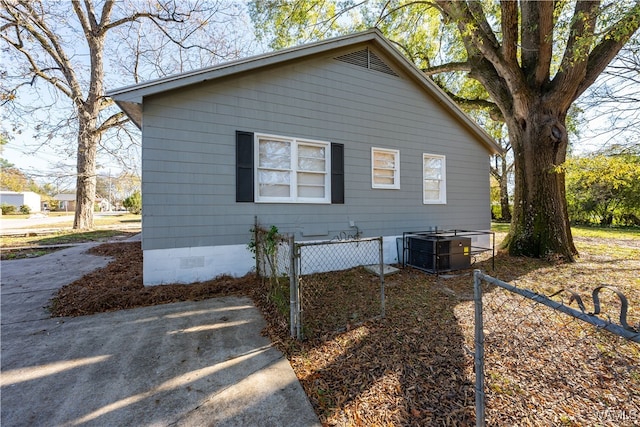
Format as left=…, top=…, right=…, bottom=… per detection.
left=142, top=48, right=491, bottom=251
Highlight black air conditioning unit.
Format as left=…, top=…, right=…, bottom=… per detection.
left=406, top=235, right=472, bottom=273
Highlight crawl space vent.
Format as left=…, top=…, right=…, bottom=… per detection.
left=335, top=48, right=398, bottom=77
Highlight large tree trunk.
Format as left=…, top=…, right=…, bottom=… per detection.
left=73, top=27, right=105, bottom=231
left=503, top=105, right=577, bottom=260
left=74, top=111, right=98, bottom=230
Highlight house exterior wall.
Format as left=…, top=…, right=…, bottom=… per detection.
left=140, top=46, right=491, bottom=284
left=0, top=191, right=41, bottom=212
left=52, top=194, right=77, bottom=212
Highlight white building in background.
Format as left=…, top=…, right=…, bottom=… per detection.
left=0, top=191, right=41, bottom=213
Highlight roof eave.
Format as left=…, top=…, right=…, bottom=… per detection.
left=114, top=100, right=142, bottom=130
left=108, top=28, right=501, bottom=155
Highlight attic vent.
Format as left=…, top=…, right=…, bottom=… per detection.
left=335, top=48, right=398, bottom=77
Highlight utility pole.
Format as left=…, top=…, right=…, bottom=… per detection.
left=108, top=168, right=112, bottom=212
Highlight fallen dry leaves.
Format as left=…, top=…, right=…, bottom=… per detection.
left=49, top=234, right=640, bottom=426
left=49, top=242, right=260, bottom=317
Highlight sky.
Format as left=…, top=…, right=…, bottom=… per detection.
left=3, top=132, right=67, bottom=174
left=1, top=4, right=637, bottom=189
left=1, top=1, right=261, bottom=189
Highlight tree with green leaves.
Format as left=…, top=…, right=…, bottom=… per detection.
left=491, top=137, right=513, bottom=222
left=1, top=0, right=246, bottom=230
left=566, top=153, right=640, bottom=226
left=0, top=165, right=30, bottom=191
left=123, top=190, right=141, bottom=214
left=250, top=0, right=640, bottom=260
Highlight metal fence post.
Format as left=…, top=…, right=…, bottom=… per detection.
left=378, top=237, right=385, bottom=318
left=473, top=269, right=486, bottom=427
left=289, top=235, right=298, bottom=339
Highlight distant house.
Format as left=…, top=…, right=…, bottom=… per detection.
left=53, top=193, right=76, bottom=212
left=109, top=29, right=500, bottom=285
left=0, top=191, right=41, bottom=213
left=96, top=197, right=114, bottom=212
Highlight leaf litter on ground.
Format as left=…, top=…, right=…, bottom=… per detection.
left=49, top=232, right=640, bottom=426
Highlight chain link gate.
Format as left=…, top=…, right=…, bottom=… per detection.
left=290, top=237, right=385, bottom=340
left=472, top=270, right=640, bottom=427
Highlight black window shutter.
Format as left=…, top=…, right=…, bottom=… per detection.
left=236, top=131, right=254, bottom=202
left=331, top=142, right=344, bottom=204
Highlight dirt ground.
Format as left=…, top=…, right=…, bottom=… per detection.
left=49, top=238, right=640, bottom=426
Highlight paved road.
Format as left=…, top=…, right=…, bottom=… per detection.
left=1, top=213, right=76, bottom=230
left=0, top=242, right=320, bottom=427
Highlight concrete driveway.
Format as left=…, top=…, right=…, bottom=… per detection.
left=1, top=242, right=320, bottom=426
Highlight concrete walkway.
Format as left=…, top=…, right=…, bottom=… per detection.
left=1, top=242, right=320, bottom=427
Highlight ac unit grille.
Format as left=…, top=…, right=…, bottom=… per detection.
left=406, top=236, right=471, bottom=273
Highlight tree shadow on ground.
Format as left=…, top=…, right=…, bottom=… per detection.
left=256, top=254, right=542, bottom=425
left=257, top=247, right=633, bottom=425
left=264, top=267, right=477, bottom=425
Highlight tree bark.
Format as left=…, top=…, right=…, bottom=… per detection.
left=72, top=3, right=106, bottom=230
left=74, top=112, right=98, bottom=230
left=503, top=104, right=577, bottom=260
left=498, top=159, right=511, bottom=222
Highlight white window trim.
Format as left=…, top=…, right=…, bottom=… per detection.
left=423, top=153, right=446, bottom=204
left=371, top=147, right=400, bottom=189
left=254, top=133, right=331, bottom=204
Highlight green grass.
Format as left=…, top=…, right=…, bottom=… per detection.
left=491, top=222, right=510, bottom=233
left=492, top=222, right=640, bottom=239
left=1, top=230, right=139, bottom=248
left=571, top=225, right=640, bottom=239
left=13, top=213, right=141, bottom=229
left=575, top=241, right=640, bottom=258
left=1, top=247, right=63, bottom=260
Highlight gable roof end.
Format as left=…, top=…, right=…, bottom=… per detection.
left=108, top=29, right=501, bottom=155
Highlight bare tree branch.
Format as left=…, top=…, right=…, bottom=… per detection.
left=421, top=61, right=470, bottom=75
left=1, top=0, right=250, bottom=229
left=96, top=111, right=129, bottom=134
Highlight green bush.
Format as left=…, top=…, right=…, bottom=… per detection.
left=19, top=205, right=30, bottom=214
left=123, top=191, right=142, bottom=214
left=1, top=203, right=16, bottom=215
left=566, top=154, right=640, bottom=226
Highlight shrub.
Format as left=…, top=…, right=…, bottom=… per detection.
left=19, top=205, right=30, bottom=214
left=123, top=191, right=142, bottom=214
left=1, top=203, right=16, bottom=215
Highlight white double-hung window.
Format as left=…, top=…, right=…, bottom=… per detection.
left=371, top=147, right=400, bottom=189
left=255, top=133, right=330, bottom=203
left=423, top=153, right=446, bottom=204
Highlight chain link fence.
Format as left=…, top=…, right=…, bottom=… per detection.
left=291, top=237, right=385, bottom=340
left=471, top=270, right=640, bottom=427
left=251, top=222, right=291, bottom=279
left=250, top=220, right=386, bottom=341
left=250, top=222, right=292, bottom=326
